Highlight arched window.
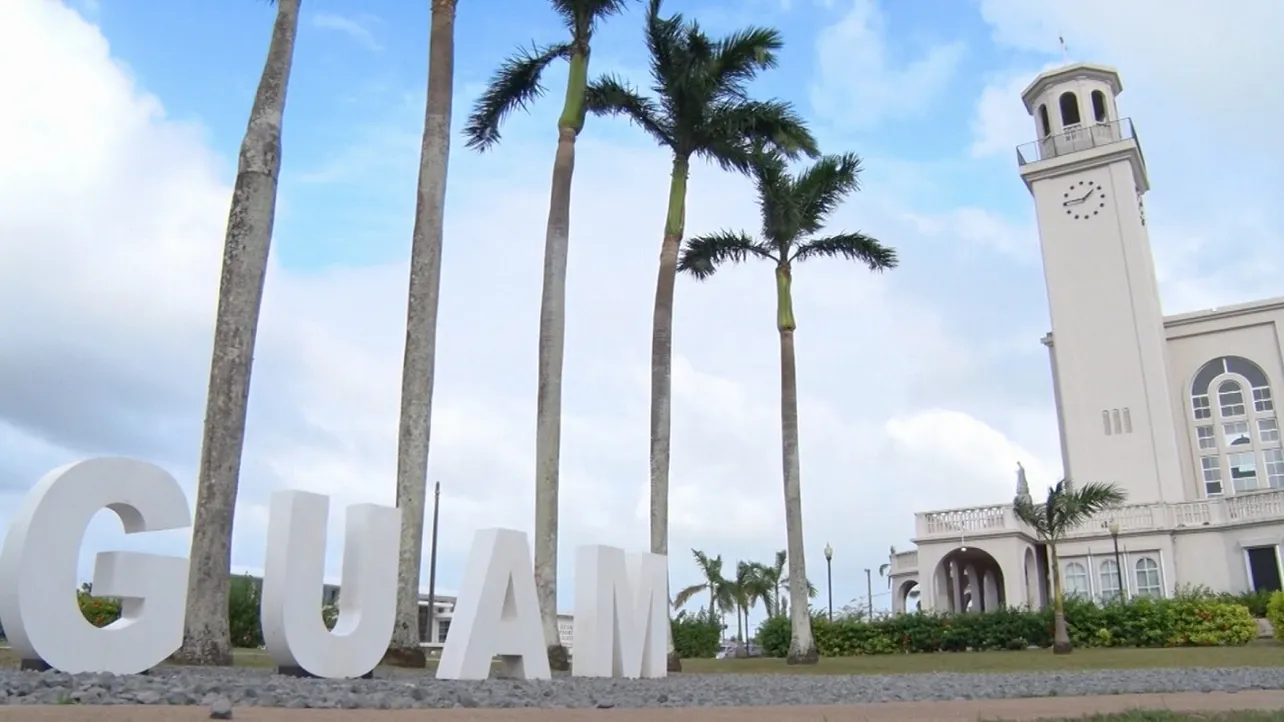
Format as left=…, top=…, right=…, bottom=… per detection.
left=1189, top=356, right=1281, bottom=496
left=1037, top=104, right=1051, bottom=137
left=1091, top=90, right=1108, bottom=122
left=1064, top=562, right=1089, bottom=598
left=1134, top=557, right=1162, bottom=597
left=1059, top=92, right=1081, bottom=126
left=1099, top=559, right=1122, bottom=602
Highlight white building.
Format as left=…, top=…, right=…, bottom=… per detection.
left=412, top=593, right=574, bottom=652
left=887, top=62, right=1284, bottom=615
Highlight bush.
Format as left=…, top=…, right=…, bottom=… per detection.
left=228, top=574, right=264, bottom=648
left=672, top=608, right=722, bottom=658
left=753, top=595, right=1255, bottom=657
left=1266, top=591, right=1284, bottom=641
left=78, top=591, right=121, bottom=627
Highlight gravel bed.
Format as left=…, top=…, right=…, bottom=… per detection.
left=0, top=666, right=1282, bottom=709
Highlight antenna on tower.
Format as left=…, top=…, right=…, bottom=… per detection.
left=1058, top=34, right=1069, bottom=62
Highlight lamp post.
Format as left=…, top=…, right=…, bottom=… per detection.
left=864, top=568, right=873, bottom=620
left=823, top=543, right=834, bottom=620
left=1108, top=519, right=1126, bottom=602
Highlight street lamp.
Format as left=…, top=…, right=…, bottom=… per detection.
left=823, top=543, right=834, bottom=620
left=1108, top=519, right=1126, bottom=602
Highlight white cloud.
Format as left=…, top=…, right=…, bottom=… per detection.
left=810, top=0, right=965, bottom=128
left=0, top=0, right=1055, bottom=620
left=312, top=12, right=382, bottom=52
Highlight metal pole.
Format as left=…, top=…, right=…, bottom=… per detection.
left=425, top=482, right=442, bottom=646
left=1112, top=531, right=1126, bottom=602
left=826, top=559, right=833, bottom=620
left=865, top=568, right=873, bottom=620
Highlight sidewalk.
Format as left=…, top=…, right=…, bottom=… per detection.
left=2, top=691, right=1284, bottom=721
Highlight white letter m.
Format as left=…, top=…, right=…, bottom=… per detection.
left=572, top=545, right=668, bottom=679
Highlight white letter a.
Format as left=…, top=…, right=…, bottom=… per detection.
left=436, top=528, right=550, bottom=680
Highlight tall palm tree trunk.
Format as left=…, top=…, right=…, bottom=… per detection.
left=385, top=0, right=456, bottom=669
left=1048, top=543, right=1071, bottom=654
left=173, top=0, right=300, bottom=667
left=651, top=155, right=690, bottom=672
left=532, top=44, right=590, bottom=673
left=776, top=263, right=817, bottom=665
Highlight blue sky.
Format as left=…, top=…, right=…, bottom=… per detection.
left=2, top=0, right=1281, bottom=626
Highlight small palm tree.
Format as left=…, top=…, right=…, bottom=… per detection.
left=758, top=550, right=787, bottom=616
left=725, top=561, right=771, bottom=654
left=464, top=0, right=633, bottom=672
left=584, top=0, right=817, bottom=669
left=1013, top=478, right=1126, bottom=654
left=673, top=550, right=733, bottom=624
left=678, top=150, right=896, bottom=664
left=175, top=0, right=300, bottom=667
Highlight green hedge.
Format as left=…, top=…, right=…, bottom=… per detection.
left=672, top=608, right=722, bottom=658
left=755, top=596, right=1256, bottom=657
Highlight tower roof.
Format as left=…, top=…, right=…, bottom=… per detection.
left=1021, top=62, right=1124, bottom=114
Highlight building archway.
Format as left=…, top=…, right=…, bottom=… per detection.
left=934, top=547, right=1006, bottom=613
left=897, top=579, right=921, bottom=613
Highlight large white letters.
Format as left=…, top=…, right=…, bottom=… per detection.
left=436, top=528, right=550, bottom=680
left=0, top=458, right=190, bottom=674
left=572, top=545, right=668, bottom=678
left=259, top=490, right=400, bottom=679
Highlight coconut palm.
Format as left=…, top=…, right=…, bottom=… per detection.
left=384, top=0, right=458, bottom=668
left=463, top=0, right=632, bottom=671
left=1013, top=478, right=1126, bottom=654
left=673, top=549, right=733, bottom=624
left=677, top=150, right=897, bottom=663
left=584, top=0, right=817, bottom=668
left=173, top=0, right=300, bottom=667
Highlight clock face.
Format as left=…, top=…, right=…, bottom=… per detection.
left=1061, top=179, right=1108, bottom=221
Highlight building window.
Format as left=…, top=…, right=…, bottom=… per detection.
left=1122, top=408, right=1133, bottom=433
left=1260, top=417, right=1280, bottom=443
left=1091, top=90, right=1108, bottom=122
left=1255, top=386, right=1275, bottom=413
left=1220, top=380, right=1247, bottom=417
left=1196, top=425, right=1216, bottom=450
left=1099, top=560, right=1122, bottom=602
left=1112, top=409, right=1122, bottom=434
left=1263, top=448, right=1284, bottom=489
left=1059, top=91, right=1081, bottom=126
left=1135, top=557, right=1162, bottom=597
left=1224, top=420, right=1252, bottom=446
left=1192, top=395, right=1211, bottom=420
left=1202, top=456, right=1223, bottom=496
left=1229, top=452, right=1259, bottom=492
left=1038, top=104, right=1051, bottom=137
left=1190, top=356, right=1278, bottom=498
left=1064, top=562, right=1089, bottom=597
left=437, top=619, right=451, bottom=644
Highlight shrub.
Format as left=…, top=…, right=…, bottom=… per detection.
left=1265, top=591, right=1284, bottom=641
left=754, top=595, right=1255, bottom=656
left=228, top=574, right=264, bottom=648
left=78, top=591, right=121, bottom=627
left=672, top=608, right=722, bottom=658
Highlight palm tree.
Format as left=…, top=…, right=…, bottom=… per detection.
left=173, top=0, right=300, bottom=667
left=1013, top=478, right=1127, bottom=654
left=725, top=561, right=771, bottom=654
left=384, top=0, right=458, bottom=669
left=463, top=0, right=632, bottom=672
left=677, top=150, right=897, bottom=664
left=759, top=550, right=787, bottom=616
left=584, top=0, right=817, bottom=669
left=673, top=550, right=732, bottom=624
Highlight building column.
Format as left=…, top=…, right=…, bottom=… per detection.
left=964, top=564, right=979, bottom=612
left=950, top=561, right=963, bottom=612
left=983, top=569, right=1000, bottom=612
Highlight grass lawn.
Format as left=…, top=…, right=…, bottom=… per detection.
left=992, top=713, right=1284, bottom=721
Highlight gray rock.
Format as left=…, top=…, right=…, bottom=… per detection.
left=209, top=696, right=233, bottom=719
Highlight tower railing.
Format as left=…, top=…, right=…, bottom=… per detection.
left=1016, top=117, right=1138, bottom=165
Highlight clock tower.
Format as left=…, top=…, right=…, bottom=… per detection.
left=1018, top=63, right=1184, bottom=504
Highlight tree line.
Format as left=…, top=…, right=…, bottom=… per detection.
left=168, top=0, right=897, bottom=672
